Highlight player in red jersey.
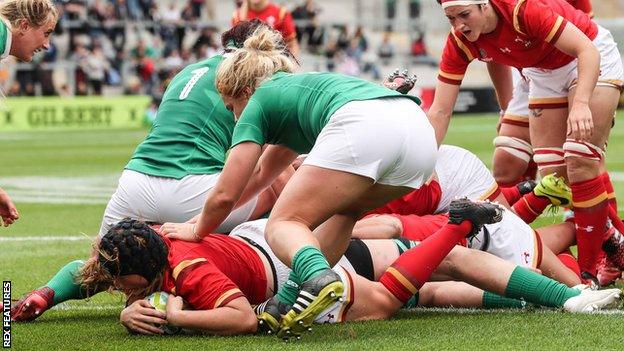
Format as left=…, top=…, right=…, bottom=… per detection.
left=87, top=216, right=620, bottom=337
left=232, top=0, right=299, bottom=57
left=431, top=0, right=623, bottom=283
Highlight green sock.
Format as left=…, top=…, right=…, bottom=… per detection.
left=45, top=260, right=87, bottom=305
left=482, top=291, right=527, bottom=309
left=403, top=293, right=419, bottom=309
left=276, top=271, right=300, bottom=306
left=292, top=246, right=331, bottom=283
left=393, top=238, right=420, bottom=255
left=504, top=267, right=581, bottom=308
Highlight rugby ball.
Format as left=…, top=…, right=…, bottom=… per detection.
left=145, top=291, right=183, bottom=335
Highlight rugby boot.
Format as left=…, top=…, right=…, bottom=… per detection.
left=255, top=296, right=290, bottom=335
left=517, top=179, right=537, bottom=195
left=448, top=198, right=504, bottom=238
left=382, top=69, right=417, bottom=95
left=533, top=174, right=571, bottom=207
left=11, top=286, right=54, bottom=322
left=278, top=269, right=343, bottom=340
left=563, top=285, right=621, bottom=312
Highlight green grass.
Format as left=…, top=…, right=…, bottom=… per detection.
left=2, top=114, right=624, bottom=351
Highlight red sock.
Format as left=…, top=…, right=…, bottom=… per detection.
left=601, top=172, right=618, bottom=213
left=557, top=249, right=581, bottom=279
left=500, top=186, right=522, bottom=206
left=512, top=193, right=551, bottom=224
left=379, top=221, right=472, bottom=303
left=572, top=177, right=609, bottom=276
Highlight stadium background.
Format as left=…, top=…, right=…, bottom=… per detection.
left=1, top=1, right=624, bottom=350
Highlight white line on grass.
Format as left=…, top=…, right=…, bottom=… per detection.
left=0, top=236, right=91, bottom=242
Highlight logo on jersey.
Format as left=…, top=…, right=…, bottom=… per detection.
left=500, top=47, right=511, bottom=53
left=478, top=48, right=492, bottom=62
left=514, top=36, right=532, bottom=48
left=266, top=15, right=276, bottom=28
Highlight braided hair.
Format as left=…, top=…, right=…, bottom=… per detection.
left=98, top=219, right=169, bottom=284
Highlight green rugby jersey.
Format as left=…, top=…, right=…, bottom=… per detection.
left=0, top=19, right=12, bottom=59
left=231, top=72, right=421, bottom=154
left=126, top=55, right=235, bottom=179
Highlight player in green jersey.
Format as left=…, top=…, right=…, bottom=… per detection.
left=0, top=0, right=58, bottom=226
left=11, top=20, right=292, bottom=322
left=0, top=0, right=57, bottom=62
left=160, top=25, right=439, bottom=339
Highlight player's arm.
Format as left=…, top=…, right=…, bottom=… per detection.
left=166, top=295, right=257, bottom=335
left=427, top=81, right=460, bottom=146
left=0, top=187, right=19, bottom=227
left=120, top=299, right=167, bottom=335
left=486, top=62, right=513, bottom=111
left=552, top=23, right=599, bottom=140
left=236, top=144, right=298, bottom=208
left=160, top=141, right=262, bottom=240
left=352, top=215, right=403, bottom=239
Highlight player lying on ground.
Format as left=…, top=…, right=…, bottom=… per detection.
left=10, top=20, right=293, bottom=322
left=83, top=201, right=619, bottom=337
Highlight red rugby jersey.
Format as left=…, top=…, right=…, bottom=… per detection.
left=566, top=0, right=592, bottom=16
left=367, top=181, right=443, bottom=217
left=231, top=3, right=297, bottom=41
left=439, top=0, right=597, bottom=85
left=160, top=235, right=267, bottom=310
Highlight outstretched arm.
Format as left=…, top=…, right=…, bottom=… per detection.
left=427, top=81, right=460, bottom=145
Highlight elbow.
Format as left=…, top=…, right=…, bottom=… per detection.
left=237, top=313, right=258, bottom=335
left=212, top=190, right=239, bottom=211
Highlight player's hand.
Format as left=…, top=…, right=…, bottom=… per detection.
left=567, top=102, right=593, bottom=141
left=0, top=188, right=19, bottom=227
left=159, top=222, right=201, bottom=242
left=291, top=155, right=307, bottom=170
left=120, top=299, right=166, bottom=335
left=165, top=295, right=185, bottom=325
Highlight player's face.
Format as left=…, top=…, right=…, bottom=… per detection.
left=13, top=16, right=56, bottom=62
left=223, top=94, right=251, bottom=121
left=444, top=5, right=486, bottom=42
left=114, top=274, right=149, bottom=295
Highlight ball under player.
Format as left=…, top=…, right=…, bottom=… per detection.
left=429, top=0, right=623, bottom=282
left=88, top=213, right=620, bottom=337
left=159, top=25, right=438, bottom=337
left=10, top=20, right=289, bottom=322
left=0, top=0, right=59, bottom=226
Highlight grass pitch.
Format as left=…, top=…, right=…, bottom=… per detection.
left=1, top=114, right=624, bottom=351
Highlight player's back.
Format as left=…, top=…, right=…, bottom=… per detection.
left=126, top=55, right=235, bottom=179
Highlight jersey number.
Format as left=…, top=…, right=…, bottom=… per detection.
left=179, top=67, right=210, bottom=100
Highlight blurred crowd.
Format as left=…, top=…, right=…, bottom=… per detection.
left=1, top=0, right=437, bottom=98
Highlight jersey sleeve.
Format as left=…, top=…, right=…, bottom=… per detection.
left=174, top=259, right=245, bottom=310
left=438, top=32, right=473, bottom=85
left=517, top=0, right=568, bottom=45
left=278, top=8, right=297, bottom=41
left=230, top=99, right=267, bottom=147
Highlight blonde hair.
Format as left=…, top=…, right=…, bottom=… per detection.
left=0, top=0, right=58, bottom=29
left=216, top=26, right=298, bottom=98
